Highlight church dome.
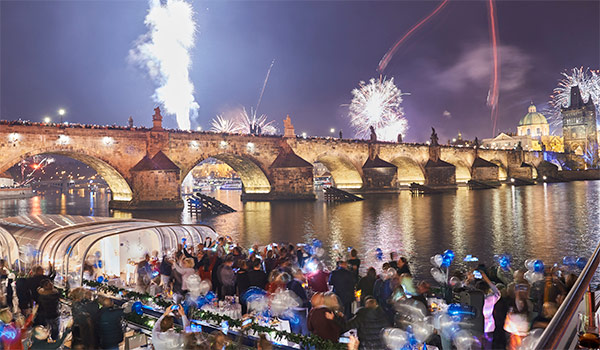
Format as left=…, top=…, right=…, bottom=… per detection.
left=518, top=103, right=548, bottom=126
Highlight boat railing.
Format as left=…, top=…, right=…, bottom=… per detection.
left=535, top=239, right=600, bottom=349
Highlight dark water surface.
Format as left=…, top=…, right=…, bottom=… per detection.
left=1, top=182, right=599, bottom=279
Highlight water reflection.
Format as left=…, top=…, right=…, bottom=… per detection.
left=0, top=182, right=598, bottom=280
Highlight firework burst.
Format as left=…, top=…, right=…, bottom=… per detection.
left=210, top=115, right=239, bottom=133
left=548, top=67, right=600, bottom=130
left=347, top=77, right=409, bottom=141
left=235, top=108, right=277, bottom=135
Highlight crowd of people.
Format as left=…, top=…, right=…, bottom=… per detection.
left=0, top=237, right=580, bottom=350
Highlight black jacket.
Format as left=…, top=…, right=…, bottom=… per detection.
left=287, top=279, right=310, bottom=308
left=96, top=306, right=124, bottom=349
left=346, top=306, right=391, bottom=350
left=329, top=268, right=356, bottom=305
left=30, top=328, right=71, bottom=349
left=36, top=288, right=60, bottom=321
left=247, top=269, right=268, bottom=290
left=72, top=300, right=100, bottom=348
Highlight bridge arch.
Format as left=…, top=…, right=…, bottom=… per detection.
left=314, top=153, right=363, bottom=189
left=183, top=153, right=271, bottom=194
left=0, top=149, right=133, bottom=201
left=390, top=156, right=425, bottom=185
left=447, top=160, right=471, bottom=183
left=490, top=159, right=508, bottom=181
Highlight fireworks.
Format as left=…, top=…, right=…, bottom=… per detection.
left=129, top=0, right=199, bottom=131
left=210, top=115, right=239, bottom=134
left=547, top=68, right=600, bottom=130
left=235, top=108, right=277, bottom=135
left=487, top=0, right=500, bottom=136
left=347, top=77, right=409, bottom=141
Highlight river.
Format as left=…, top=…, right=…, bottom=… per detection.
left=1, top=181, right=598, bottom=279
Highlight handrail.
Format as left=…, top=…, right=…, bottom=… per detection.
left=535, top=239, right=600, bottom=349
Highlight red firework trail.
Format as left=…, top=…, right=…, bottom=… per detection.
left=377, top=0, right=449, bottom=73
left=487, top=0, right=500, bottom=135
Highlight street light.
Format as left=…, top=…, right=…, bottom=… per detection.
left=330, top=128, right=335, bottom=133
left=58, top=109, right=66, bottom=124
left=43, top=116, right=51, bottom=124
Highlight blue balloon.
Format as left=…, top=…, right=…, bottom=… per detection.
left=182, top=238, right=187, bottom=242
left=312, top=239, right=322, bottom=248
left=441, top=256, right=452, bottom=268
left=97, top=276, right=104, bottom=283
left=132, top=301, right=143, bottom=315
left=533, top=260, right=545, bottom=273
left=241, top=287, right=266, bottom=303
left=443, top=249, right=455, bottom=261
left=499, top=255, right=511, bottom=270
left=205, top=291, right=216, bottom=302
left=563, top=256, right=576, bottom=266
left=97, top=260, right=103, bottom=268
left=447, top=303, right=476, bottom=319
left=576, top=257, right=587, bottom=269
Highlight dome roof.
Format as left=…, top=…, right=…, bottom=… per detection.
left=518, top=104, right=548, bottom=126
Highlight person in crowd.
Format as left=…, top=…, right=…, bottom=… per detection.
left=209, top=330, right=228, bottom=350
left=348, top=249, right=361, bottom=280
left=287, top=268, right=310, bottom=335
left=356, top=267, right=377, bottom=306
left=215, top=237, right=226, bottom=258
left=388, top=252, right=398, bottom=270
left=344, top=296, right=391, bottom=350
left=504, top=282, right=532, bottom=350
left=152, top=304, right=190, bottom=350
left=159, top=255, right=173, bottom=292
left=96, top=296, right=124, bottom=350
left=29, top=319, right=72, bottom=350
left=328, top=260, right=356, bottom=319
left=307, top=292, right=342, bottom=343
left=0, top=259, right=14, bottom=311
left=492, top=283, right=509, bottom=350
left=396, top=257, right=411, bottom=276
left=412, top=280, right=431, bottom=313
left=307, top=262, right=330, bottom=293
left=16, top=276, right=32, bottom=316
left=28, top=265, right=55, bottom=305
left=373, top=264, right=396, bottom=322
left=231, top=246, right=246, bottom=269
left=211, top=253, right=223, bottom=298
left=217, top=255, right=236, bottom=297
left=247, top=259, right=268, bottom=290
left=70, top=288, right=99, bottom=349
left=34, top=279, right=60, bottom=340
left=475, top=270, right=501, bottom=346
left=173, top=257, right=196, bottom=294
left=531, top=301, right=558, bottom=329
left=0, top=304, right=37, bottom=350
left=235, top=260, right=251, bottom=313
left=263, top=249, right=278, bottom=276
left=136, top=254, right=152, bottom=293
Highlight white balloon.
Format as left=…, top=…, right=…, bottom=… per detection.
left=186, top=274, right=203, bottom=298
left=430, top=254, right=443, bottom=268
left=430, top=267, right=446, bottom=284
left=524, top=259, right=535, bottom=271
left=248, top=295, right=269, bottom=314
left=449, top=276, right=462, bottom=287
left=198, top=279, right=211, bottom=296
left=453, top=329, right=479, bottom=350
left=381, top=328, right=408, bottom=350
left=270, top=290, right=300, bottom=317
left=412, top=320, right=434, bottom=343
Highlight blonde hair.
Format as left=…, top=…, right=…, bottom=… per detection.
left=69, top=287, right=85, bottom=302
left=323, top=292, right=341, bottom=311
left=184, top=258, right=195, bottom=269
left=0, top=308, right=12, bottom=323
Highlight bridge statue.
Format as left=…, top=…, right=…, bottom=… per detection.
left=152, top=107, right=163, bottom=130
left=430, top=127, right=439, bottom=146
left=283, top=115, right=295, bottom=138
left=369, top=126, right=377, bottom=142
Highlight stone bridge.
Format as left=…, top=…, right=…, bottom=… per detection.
left=0, top=114, right=563, bottom=209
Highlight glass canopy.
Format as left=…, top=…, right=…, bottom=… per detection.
left=0, top=215, right=218, bottom=287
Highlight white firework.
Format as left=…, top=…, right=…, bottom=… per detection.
left=348, top=77, right=409, bottom=141
left=210, top=115, right=239, bottom=133
left=548, top=67, right=600, bottom=130
left=129, top=0, right=199, bottom=130
left=235, top=108, right=277, bottom=135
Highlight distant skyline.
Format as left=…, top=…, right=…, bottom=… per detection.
left=1, top=0, right=598, bottom=143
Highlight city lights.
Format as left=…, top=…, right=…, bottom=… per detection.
left=57, top=134, right=70, bottom=145
left=43, top=116, right=51, bottom=123
left=8, top=133, right=20, bottom=143
left=102, top=136, right=114, bottom=146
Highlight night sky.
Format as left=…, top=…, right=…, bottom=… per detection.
left=1, top=0, right=598, bottom=142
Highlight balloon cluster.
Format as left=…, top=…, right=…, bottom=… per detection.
left=494, top=254, right=512, bottom=271
left=304, top=239, right=325, bottom=258
left=132, top=301, right=143, bottom=315
left=195, top=291, right=216, bottom=308
left=189, top=279, right=215, bottom=308
left=433, top=308, right=480, bottom=350
left=563, top=256, right=587, bottom=270
left=524, top=259, right=544, bottom=284
left=430, top=250, right=454, bottom=284
left=241, top=287, right=300, bottom=319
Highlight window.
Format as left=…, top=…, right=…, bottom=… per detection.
left=536, top=128, right=541, bottom=135
left=527, top=129, right=531, bottom=135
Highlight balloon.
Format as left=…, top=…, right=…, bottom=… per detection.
left=576, top=257, right=587, bottom=269
left=524, top=259, right=535, bottom=271
left=247, top=294, right=268, bottom=314
left=97, top=276, right=104, bottom=283
left=449, top=276, right=462, bottom=287
left=563, top=256, right=576, bottom=266
left=95, top=251, right=102, bottom=258
left=198, top=279, right=211, bottom=296
left=376, top=248, right=384, bottom=261
left=412, top=320, right=434, bottom=343
left=270, top=290, right=300, bottom=317
left=447, top=304, right=476, bottom=319
left=381, top=328, right=408, bottom=350
left=132, top=301, right=143, bottom=315
left=441, top=321, right=461, bottom=340
left=454, top=329, right=480, bottom=350
left=242, top=287, right=268, bottom=303
left=394, top=299, right=427, bottom=326
left=533, top=260, right=545, bottom=273
left=443, top=249, right=455, bottom=261
left=441, top=256, right=452, bottom=268
left=97, top=260, right=103, bottom=268
left=525, top=271, right=544, bottom=284
left=431, top=254, right=443, bottom=268
left=499, top=255, right=511, bottom=270
left=430, top=267, right=446, bottom=284
left=205, top=291, right=216, bottom=302
left=186, top=274, right=203, bottom=298
left=312, top=239, right=323, bottom=248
